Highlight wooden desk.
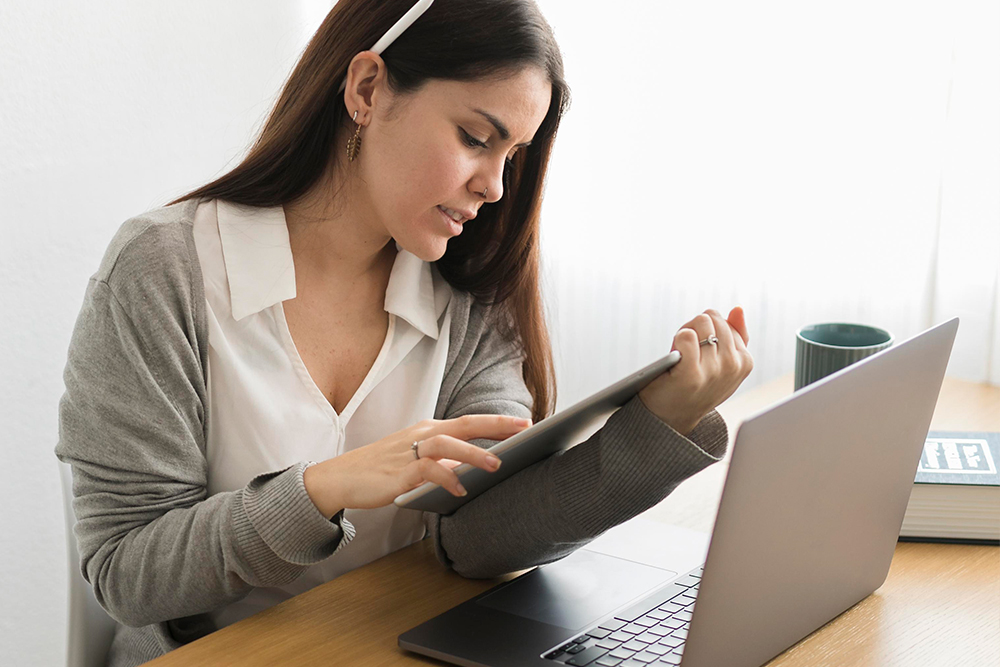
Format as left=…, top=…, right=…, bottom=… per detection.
left=148, top=376, right=1000, bottom=667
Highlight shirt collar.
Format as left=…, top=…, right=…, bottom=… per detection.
left=216, top=199, right=448, bottom=339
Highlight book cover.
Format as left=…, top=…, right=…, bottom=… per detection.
left=900, top=430, right=1000, bottom=545
left=915, top=431, right=1000, bottom=486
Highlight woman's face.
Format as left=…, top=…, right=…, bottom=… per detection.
left=350, top=65, right=552, bottom=262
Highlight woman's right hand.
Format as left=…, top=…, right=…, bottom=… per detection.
left=303, top=415, right=534, bottom=518
left=637, top=307, right=754, bottom=436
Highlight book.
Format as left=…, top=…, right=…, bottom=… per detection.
left=899, top=431, right=1000, bottom=545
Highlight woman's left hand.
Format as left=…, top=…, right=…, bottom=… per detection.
left=637, top=307, right=754, bottom=436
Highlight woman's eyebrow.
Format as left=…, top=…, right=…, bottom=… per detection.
left=470, top=108, right=533, bottom=148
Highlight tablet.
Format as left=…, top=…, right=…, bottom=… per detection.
left=393, top=349, right=682, bottom=515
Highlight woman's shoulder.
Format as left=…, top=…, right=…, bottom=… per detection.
left=94, top=198, right=201, bottom=283
left=441, top=281, right=519, bottom=363
left=438, top=282, right=486, bottom=334
left=92, top=198, right=206, bottom=322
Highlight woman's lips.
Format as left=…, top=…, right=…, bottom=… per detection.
left=437, top=205, right=463, bottom=235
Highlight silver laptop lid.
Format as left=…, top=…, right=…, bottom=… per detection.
left=680, top=318, right=959, bottom=667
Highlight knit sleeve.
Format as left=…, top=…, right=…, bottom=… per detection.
left=427, top=296, right=728, bottom=579
left=55, top=221, right=354, bottom=628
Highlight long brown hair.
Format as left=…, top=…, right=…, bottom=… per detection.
left=170, top=0, right=570, bottom=422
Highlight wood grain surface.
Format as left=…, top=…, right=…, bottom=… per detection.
left=146, top=376, right=1000, bottom=667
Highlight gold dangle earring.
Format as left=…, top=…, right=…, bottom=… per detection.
left=347, top=110, right=363, bottom=162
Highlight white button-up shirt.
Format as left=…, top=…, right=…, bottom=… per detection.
left=191, top=199, right=454, bottom=628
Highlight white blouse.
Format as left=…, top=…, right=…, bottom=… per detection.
left=191, top=199, right=455, bottom=628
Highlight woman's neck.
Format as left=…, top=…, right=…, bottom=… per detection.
left=283, top=166, right=396, bottom=290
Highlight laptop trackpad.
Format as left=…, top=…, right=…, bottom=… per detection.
left=476, top=549, right=677, bottom=630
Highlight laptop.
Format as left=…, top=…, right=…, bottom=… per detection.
left=398, top=317, right=959, bottom=667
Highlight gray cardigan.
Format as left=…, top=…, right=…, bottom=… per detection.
left=55, top=198, right=729, bottom=667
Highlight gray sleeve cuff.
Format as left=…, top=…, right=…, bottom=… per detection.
left=231, top=462, right=357, bottom=585
left=653, top=405, right=729, bottom=459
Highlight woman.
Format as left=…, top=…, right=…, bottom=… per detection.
left=56, top=0, right=753, bottom=664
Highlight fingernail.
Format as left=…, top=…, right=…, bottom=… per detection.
left=516, top=418, right=532, bottom=426
left=457, top=484, right=468, bottom=496
left=486, top=455, right=501, bottom=470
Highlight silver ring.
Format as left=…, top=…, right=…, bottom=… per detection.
left=699, top=335, right=719, bottom=347
left=411, top=440, right=421, bottom=460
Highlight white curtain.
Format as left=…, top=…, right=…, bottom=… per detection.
left=537, top=0, right=1000, bottom=409
left=930, top=0, right=1000, bottom=385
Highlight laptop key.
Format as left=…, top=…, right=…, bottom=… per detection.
left=658, top=637, right=684, bottom=648
left=646, top=608, right=670, bottom=621
left=609, top=631, right=634, bottom=642
left=666, top=589, right=693, bottom=603
left=674, top=574, right=701, bottom=588
left=565, top=646, right=610, bottom=666
left=595, top=657, right=624, bottom=667
left=588, top=627, right=613, bottom=639
left=644, top=644, right=670, bottom=656
left=657, top=602, right=684, bottom=615
left=670, top=629, right=689, bottom=640
left=645, top=625, right=670, bottom=637
left=609, top=647, right=637, bottom=660
left=567, top=644, right=588, bottom=654
left=674, top=611, right=693, bottom=622
left=614, top=583, right=689, bottom=623
left=632, top=651, right=659, bottom=664
left=622, top=623, right=647, bottom=635
left=599, top=619, right=627, bottom=632
left=633, top=616, right=657, bottom=628
left=596, top=638, right=624, bottom=650
left=622, top=639, right=648, bottom=652
left=660, top=654, right=682, bottom=665
left=634, top=632, right=660, bottom=644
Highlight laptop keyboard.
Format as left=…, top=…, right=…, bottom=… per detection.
left=542, top=564, right=704, bottom=666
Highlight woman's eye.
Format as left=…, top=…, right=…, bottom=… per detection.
left=461, top=128, right=516, bottom=169
left=460, top=129, right=488, bottom=149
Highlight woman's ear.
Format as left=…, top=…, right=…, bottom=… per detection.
left=343, top=51, right=387, bottom=120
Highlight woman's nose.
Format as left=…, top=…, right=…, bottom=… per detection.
left=477, top=157, right=507, bottom=203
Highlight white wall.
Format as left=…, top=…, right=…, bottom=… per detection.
left=0, top=2, right=332, bottom=663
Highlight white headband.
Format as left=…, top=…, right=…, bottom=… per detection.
left=337, top=0, right=436, bottom=94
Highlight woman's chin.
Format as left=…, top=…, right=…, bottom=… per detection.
left=400, top=238, right=449, bottom=263
left=428, top=242, right=449, bottom=262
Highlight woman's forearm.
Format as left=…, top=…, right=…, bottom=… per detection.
left=429, top=397, right=728, bottom=579
left=68, top=461, right=350, bottom=627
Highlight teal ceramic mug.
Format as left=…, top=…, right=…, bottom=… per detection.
left=794, top=323, right=894, bottom=391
